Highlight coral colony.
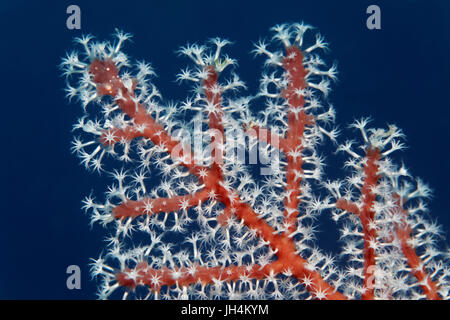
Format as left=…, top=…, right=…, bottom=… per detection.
left=61, top=23, right=449, bottom=300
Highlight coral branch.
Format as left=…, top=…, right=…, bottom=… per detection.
left=336, top=199, right=361, bottom=216
left=62, top=23, right=449, bottom=300
left=116, top=263, right=275, bottom=291
left=393, top=195, right=442, bottom=300
left=113, top=189, right=211, bottom=219
left=90, top=59, right=203, bottom=174
left=281, top=46, right=314, bottom=234
left=358, top=147, right=381, bottom=300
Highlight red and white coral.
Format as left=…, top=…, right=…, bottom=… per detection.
left=61, top=23, right=449, bottom=300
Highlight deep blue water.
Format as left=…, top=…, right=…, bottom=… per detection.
left=1, top=0, right=449, bottom=299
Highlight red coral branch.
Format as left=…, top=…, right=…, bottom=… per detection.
left=90, top=59, right=204, bottom=175
left=63, top=24, right=448, bottom=300
left=393, top=195, right=442, bottom=300
left=86, top=45, right=345, bottom=299
left=113, top=189, right=211, bottom=219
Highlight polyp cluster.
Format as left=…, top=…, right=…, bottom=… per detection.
left=61, top=23, right=449, bottom=299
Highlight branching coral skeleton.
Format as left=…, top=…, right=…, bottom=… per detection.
left=61, top=23, right=449, bottom=300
